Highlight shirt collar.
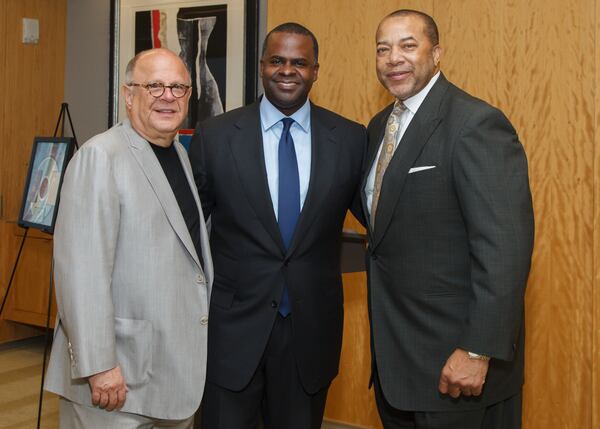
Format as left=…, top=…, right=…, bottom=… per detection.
left=402, top=71, right=441, bottom=115
left=260, top=95, right=311, bottom=133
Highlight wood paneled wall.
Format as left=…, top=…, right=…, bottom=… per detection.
left=594, top=2, right=600, bottom=425
left=0, top=0, right=67, bottom=342
left=268, top=1, right=599, bottom=427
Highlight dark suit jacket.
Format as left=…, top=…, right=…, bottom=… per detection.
left=189, top=100, right=366, bottom=394
left=362, top=74, right=534, bottom=411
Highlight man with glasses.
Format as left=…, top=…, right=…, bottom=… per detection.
left=45, top=48, right=212, bottom=428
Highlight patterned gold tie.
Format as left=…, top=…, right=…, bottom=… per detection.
left=370, top=100, right=407, bottom=227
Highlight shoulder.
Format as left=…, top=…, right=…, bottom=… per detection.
left=311, top=104, right=366, bottom=135
left=444, top=82, right=513, bottom=130
left=60, top=126, right=129, bottom=188
left=442, top=82, right=522, bottom=161
left=69, top=122, right=140, bottom=174
left=189, top=104, right=258, bottom=160
left=76, top=124, right=124, bottom=156
left=199, top=104, right=257, bottom=133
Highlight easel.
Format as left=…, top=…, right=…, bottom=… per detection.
left=0, top=102, right=77, bottom=429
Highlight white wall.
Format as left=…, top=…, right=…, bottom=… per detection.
left=64, top=0, right=111, bottom=144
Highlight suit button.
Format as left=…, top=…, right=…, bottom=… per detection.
left=200, top=315, right=209, bottom=325
left=196, top=274, right=204, bottom=284
left=371, top=253, right=377, bottom=260
left=271, top=300, right=278, bottom=308
left=283, top=260, right=289, bottom=267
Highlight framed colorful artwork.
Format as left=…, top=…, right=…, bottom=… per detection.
left=18, top=137, right=76, bottom=233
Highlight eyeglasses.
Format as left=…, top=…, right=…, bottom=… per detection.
left=127, top=82, right=191, bottom=98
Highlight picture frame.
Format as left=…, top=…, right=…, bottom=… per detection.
left=108, top=0, right=259, bottom=147
left=18, top=137, right=76, bottom=234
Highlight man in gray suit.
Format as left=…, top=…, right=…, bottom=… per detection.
left=45, top=48, right=212, bottom=428
left=362, top=10, right=534, bottom=428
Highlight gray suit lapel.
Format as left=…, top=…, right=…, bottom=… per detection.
left=174, top=142, right=213, bottom=281
left=371, top=76, right=449, bottom=250
left=123, top=121, right=202, bottom=269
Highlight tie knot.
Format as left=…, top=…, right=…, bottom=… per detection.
left=281, top=117, right=294, bottom=133
left=393, top=100, right=407, bottom=115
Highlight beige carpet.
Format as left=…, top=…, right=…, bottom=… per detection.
left=0, top=336, right=58, bottom=429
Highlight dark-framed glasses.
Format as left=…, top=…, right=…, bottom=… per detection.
left=127, top=82, right=191, bottom=98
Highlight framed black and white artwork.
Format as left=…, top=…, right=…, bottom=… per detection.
left=109, top=0, right=259, bottom=148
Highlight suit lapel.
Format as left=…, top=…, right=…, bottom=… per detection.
left=370, top=75, right=449, bottom=250
left=174, top=142, right=213, bottom=280
left=124, top=121, right=202, bottom=270
left=228, top=102, right=286, bottom=254
left=286, top=105, right=338, bottom=256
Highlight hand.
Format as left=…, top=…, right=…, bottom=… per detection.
left=88, top=365, right=128, bottom=411
left=438, top=349, right=489, bottom=398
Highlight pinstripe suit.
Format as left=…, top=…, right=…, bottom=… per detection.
left=363, top=74, right=534, bottom=415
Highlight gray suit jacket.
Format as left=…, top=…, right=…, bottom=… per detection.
left=45, top=120, right=213, bottom=420
left=362, top=74, right=534, bottom=411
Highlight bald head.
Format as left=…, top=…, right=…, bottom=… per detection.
left=122, top=48, right=192, bottom=147
left=125, top=48, right=191, bottom=85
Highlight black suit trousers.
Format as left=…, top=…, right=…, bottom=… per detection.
left=200, top=314, right=329, bottom=429
left=374, top=370, right=522, bottom=429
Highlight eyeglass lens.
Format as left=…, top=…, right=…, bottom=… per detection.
left=146, top=83, right=188, bottom=98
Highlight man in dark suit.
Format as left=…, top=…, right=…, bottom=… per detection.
left=362, top=10, right=534, bottom=428
left=188, top=22, right=366, bottom=429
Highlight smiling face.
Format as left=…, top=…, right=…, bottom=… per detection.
left=375, top=14, right=441, bottom=100
left=123, top=49, right=191, bottom=146
left=260, top=32, right=319, bottom=116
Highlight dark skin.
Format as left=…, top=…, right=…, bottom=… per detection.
left=260, top=32, right=319, bottom=116
left=375, top=13, right=489, bottom=399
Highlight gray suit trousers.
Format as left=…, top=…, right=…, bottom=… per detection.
left=59, top=398, right=194, bottom=429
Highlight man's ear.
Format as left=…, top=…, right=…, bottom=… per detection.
left=122, top=85, right=134, bottom=109
left=432, top=45, right=442, bottom=67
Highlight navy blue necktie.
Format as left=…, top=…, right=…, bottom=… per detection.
left=277, top=117, right=299, bottom=317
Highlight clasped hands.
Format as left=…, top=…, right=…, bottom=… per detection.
left=88, top=365, right=128, bottom=411
left=438, top=348, right=489, bottom=399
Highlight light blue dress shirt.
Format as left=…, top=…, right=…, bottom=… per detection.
left=260, top=96, right=312, bottom=220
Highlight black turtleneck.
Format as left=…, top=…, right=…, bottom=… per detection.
left=149, top=142, right=203, bottom=269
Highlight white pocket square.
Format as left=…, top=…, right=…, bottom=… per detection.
left=408, top=166, right=436, bottom=174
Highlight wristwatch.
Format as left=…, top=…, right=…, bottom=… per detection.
left=467, top=351, right=490, bottom=361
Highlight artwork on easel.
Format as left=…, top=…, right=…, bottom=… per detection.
left=18, top=137, right=76, bottom=234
